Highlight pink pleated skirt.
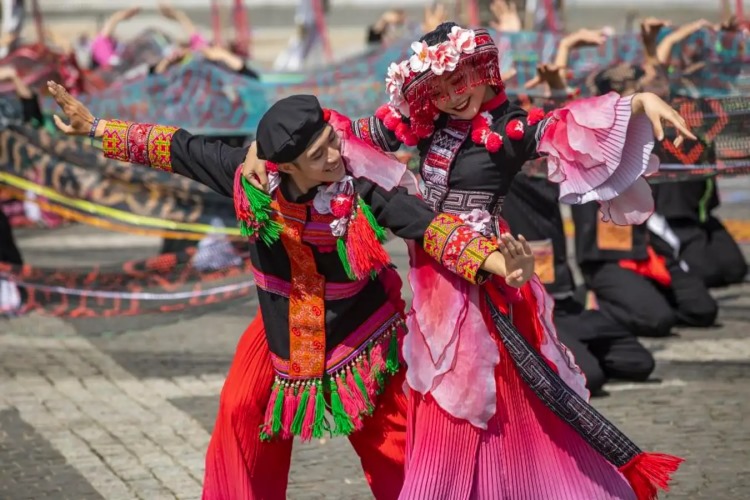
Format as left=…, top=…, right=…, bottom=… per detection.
left=400, top=341, right=637, bottom=500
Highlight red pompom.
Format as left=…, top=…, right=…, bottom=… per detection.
left=471, top=128, right=486, bottom=144
left=330, top=193, right=354, bottom=218
left=485, top=132, right=503, bottom=153
left=505, top=119, right=525, bottom=141
left=383, top=112, right=402, bottom=131
left=395, top=123, right=419, bottom=147
left=527, top=107, right=545, bottom=126
left=374, top=104, right=391, bottom=121
left=322, top=109, right=331, bottom=122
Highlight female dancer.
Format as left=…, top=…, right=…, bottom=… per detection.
left=244, top=23, right=695, bottom=499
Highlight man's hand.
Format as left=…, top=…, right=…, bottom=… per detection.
left=47, top=81, right=99, bottom=136
left=242, top=142, right=270, bottom=192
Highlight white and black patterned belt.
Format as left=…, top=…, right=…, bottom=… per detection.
left=423, top=184, right=505, bottom=218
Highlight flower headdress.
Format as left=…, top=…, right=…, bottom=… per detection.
left=376, top=26, right=506, bottom=148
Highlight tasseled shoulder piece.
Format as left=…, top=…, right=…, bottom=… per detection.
left=233, top=166, right=283, bottom=245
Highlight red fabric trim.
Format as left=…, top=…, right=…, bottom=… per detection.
left=479, top=90, right=509, bottom=113
left=619, top=246, right=672, bottom=287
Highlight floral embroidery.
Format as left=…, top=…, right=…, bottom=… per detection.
left=456, top=237, right=497, bottom=285
left=101, top=120, right=177, bottom=172
left=101, top=120, right=129, bottom=162
left=278, top=214, right=326, bottom=379
left=423, top=213, right=496, bottom=283
left=147, top=125, right=178, bottom=171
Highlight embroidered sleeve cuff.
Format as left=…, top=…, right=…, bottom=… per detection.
left=102, top=120, right=179, bottom=172
left=351, top=115, right=401, bottom=152
left=423, top=214, right=498, bottom=284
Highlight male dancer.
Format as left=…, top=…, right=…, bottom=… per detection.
left=49, top=82, right=534, bottom=499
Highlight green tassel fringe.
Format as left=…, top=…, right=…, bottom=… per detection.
left=270, top=383, right=285, bottom=436
left=337, top=238, right=356, bottom=280
left=370, top=342, right=385, bottom=389
left=352, top=366, right=374, bottom=414
left=329, top=377, right=354, bottom=436
left=358, top=198, right=387, bottom=243
left=291, top=384, right=310, bottom=436
left=240, top=176, right=283, bottom=245
left=312, top=380, right=329, bottom=439
left=385, top=333, right=400, bottom=375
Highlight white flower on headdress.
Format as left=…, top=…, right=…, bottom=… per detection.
left=448, top=26, right=476, bottom=54
left=429, top=43, right=460, bottom=75
left=409, top=41, right=432, bottom=73
left=460, top=209, right=493, bottom=236
left=385, top=61, right=410, bottom=97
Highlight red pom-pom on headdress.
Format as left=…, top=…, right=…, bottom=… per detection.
left=322, top=109, right=331, bottom=122
left=527, top=107, right=545, bottom=126
left=505, top=119, right=525, bottom=141
left=485, top=133, right=503, bottom=153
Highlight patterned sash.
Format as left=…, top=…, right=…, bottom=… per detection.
left=486, top=297, right=682, bottom=499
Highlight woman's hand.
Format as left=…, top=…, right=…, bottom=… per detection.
left=490, top=0, right=522, bottom=33
left=481, top=234, right=535, bottom=287
left=524, top=63, right=566, bottom=92
left=422, top=4, right=447, bottom=33
left=241, top=142, right=270, bottom=191
left=498, top=234, right=535, bottom=287
left=47, top=81, right=100, bottom=136
left=631, top=92, right=697, bottom=147
left=560, top=28, right=606, bottom=50
left=154, top=48, right=188, bottom=75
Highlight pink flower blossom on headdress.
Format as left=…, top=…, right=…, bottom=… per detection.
left=385, top=61, right=410, bottom=103
left=386, top=62, right=409, bottom=94
left=429, top=43, right=460, bottom=75
left=448, top=26, right=476, bottom=54
left=409, top=41, right=432, bottom=73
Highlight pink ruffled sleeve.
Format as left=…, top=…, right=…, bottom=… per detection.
left=91, top=34, right=119, bottom=67
left=536, top=92, right=659, bottom=225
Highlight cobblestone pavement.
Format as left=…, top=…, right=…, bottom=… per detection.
left=1, top=180, right=749, bottom=499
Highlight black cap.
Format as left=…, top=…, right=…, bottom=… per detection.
left=256, top=95, right=327, bottom=163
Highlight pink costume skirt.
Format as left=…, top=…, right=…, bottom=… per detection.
left=400, top=253, right=636, bottom=500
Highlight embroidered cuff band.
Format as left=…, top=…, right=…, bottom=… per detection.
left=424, top=213, right=498, bottom=284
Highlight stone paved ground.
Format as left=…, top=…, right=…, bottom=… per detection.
left=2, top=185, right=750, bottom=499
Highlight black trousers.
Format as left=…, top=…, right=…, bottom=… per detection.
left=670, top=216, right=747, bottom=288
left=0, top=209, right=23, bottom=265
left=553, top=297, right=655, bottom=394
left=0, top=208, right=26, bottom=306
left=581, top=261, right=718, bottom=338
